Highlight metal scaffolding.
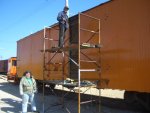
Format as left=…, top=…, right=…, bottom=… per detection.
left=77, top=12, right=101, bottom=113
left=41, top=12, right=101, bottom=113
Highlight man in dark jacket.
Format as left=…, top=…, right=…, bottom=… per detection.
left=57, top=6, right=69, bottom=47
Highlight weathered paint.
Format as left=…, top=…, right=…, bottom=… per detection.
left=17, top=25, right=69, bottom=80
left=17, top=0, right=150, bottom=93
left=81, top=0, right=150, bottom=92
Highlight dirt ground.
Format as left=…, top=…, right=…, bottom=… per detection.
left=0, top=75, right=147, bottom=113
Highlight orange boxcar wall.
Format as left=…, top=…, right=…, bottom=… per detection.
left=17, top=36, right=33, bottom=78
left=82, top=0, right=150, bottom=92
left=17, top=25, right=69, bottom=80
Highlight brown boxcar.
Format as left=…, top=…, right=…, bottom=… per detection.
left=84, top=0, right=150, bottom=92
left=69, top=0, right=150, bottom=110
left=0, top=59, right=8, bottom=74
left=17, top=24, right=69, bottom=81
left=17, top=0, right=150, bottom=110
left=69, top=0, right=150, bottom=93
left=17, top=0, right=150, bottom=92
left=0, top=57, right=17, bottom=80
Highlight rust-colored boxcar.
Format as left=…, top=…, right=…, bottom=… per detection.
left=69, top=0, right=150, bottom=109
left=69, top=0, right=150, bottom=93
left=85, top=0, right=150, bottom=92
left=0, top=57, right=17, bottom=80
left=17, top=0, right=150, bottom=92
left=17, top=0, right=150, bottom=109
left=0, top=59, right=8, bottom=74
left=17, top=24, right=69, bottom=81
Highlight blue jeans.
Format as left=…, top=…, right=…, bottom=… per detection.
left=58, top=23, right=67, bottom=47
left=22, top=93, right=36, bottom=113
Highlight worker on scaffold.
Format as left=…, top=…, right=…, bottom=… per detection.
left=57, top=6, right=69, bottom=48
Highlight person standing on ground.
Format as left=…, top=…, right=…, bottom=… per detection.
left=19, top=71, right=37, bottom=113
left=57, top=6, right=69, bottom=47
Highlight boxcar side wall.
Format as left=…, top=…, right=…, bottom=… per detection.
left=0, top=60, right=8, bottom=74
left=17, top=31, right=44, bottom=80
left=17, top=25, right=69, bottom=81
left=82, top=0, right=150, bottom=92
left=17, top=0, right=150, bottom=93
left=17, top=36, right=33, bottom=78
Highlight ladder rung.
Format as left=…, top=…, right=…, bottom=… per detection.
left=80, top=60, right=97, bottom=63
left=46, top=63, right=62, bottom=65
left=80, top=28, right=99, bottom=34
left=80, top=69, right=98, bottom=72
left=44, top=38, right=58, bottom=41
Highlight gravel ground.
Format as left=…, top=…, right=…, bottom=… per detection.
left=0, top=75, right=147, bottom=113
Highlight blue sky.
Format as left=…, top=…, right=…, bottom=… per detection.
left=0, top=0, right=108, bottom=60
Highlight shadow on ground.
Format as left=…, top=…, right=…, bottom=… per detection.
left=0, top=75, right=148, bottom=113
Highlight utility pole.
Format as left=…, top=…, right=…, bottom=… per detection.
left=65, top=0, right=69, bottom=16
left=65, top=0, right=68, bottom=7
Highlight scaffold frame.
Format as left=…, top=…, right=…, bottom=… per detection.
left=41, top=12, right=102, bottom=113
